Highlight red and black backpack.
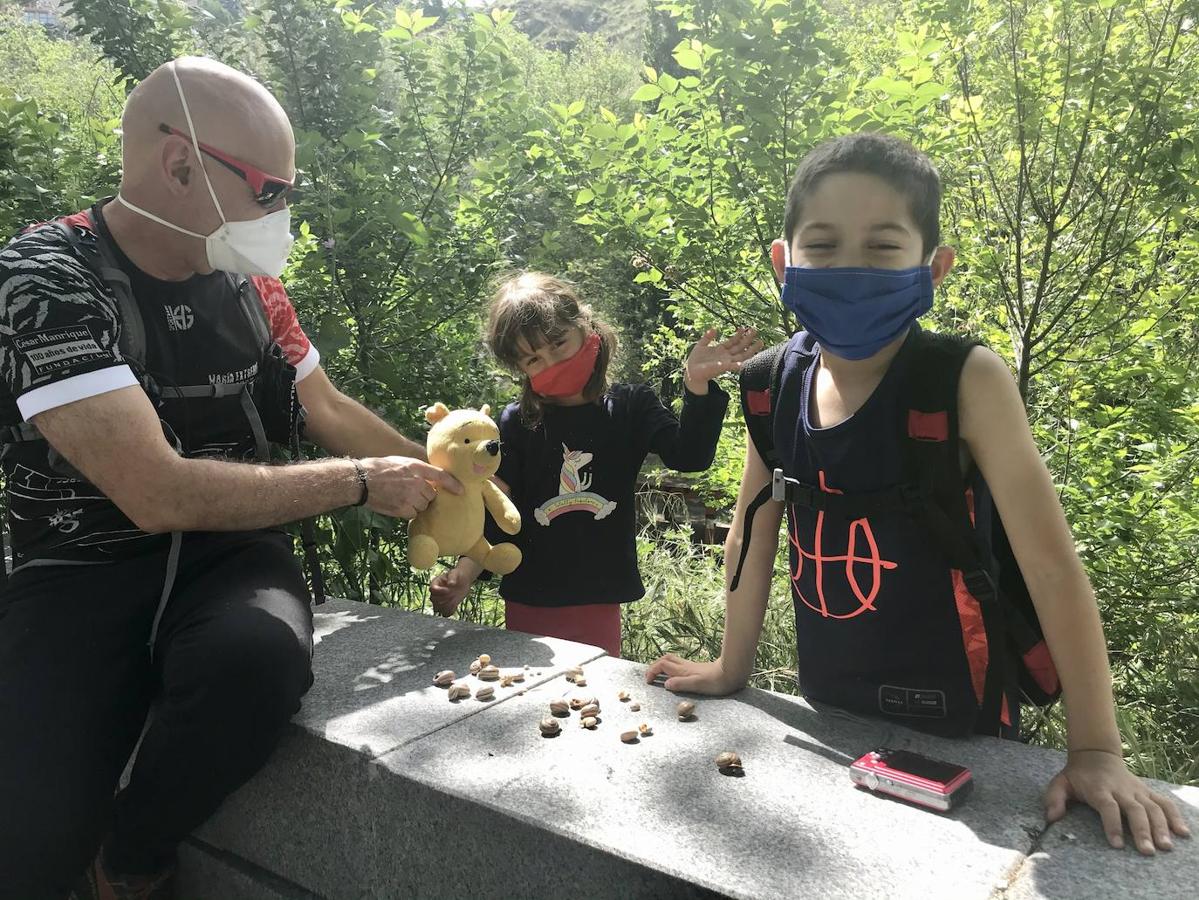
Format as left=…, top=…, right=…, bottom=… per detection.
left=732, top=329, right=1061, bottom=736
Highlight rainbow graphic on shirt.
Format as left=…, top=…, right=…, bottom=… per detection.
left=535, top=444, right=617, bottom=526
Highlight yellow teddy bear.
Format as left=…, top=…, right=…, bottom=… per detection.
left=409, top=403, right=522, bottom=575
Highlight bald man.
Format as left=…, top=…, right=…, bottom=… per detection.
left=0, top=57, right=459, bottom=898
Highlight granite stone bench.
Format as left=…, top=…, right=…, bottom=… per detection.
left=177, top=599, right=1198, bottom=899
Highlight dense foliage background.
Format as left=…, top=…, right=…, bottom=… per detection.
left=2, top=0, right=1195, bottom=782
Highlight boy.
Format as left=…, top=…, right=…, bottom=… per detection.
left=646, top=133, right=1188, bottom=856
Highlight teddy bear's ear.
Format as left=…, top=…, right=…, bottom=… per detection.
left=425, top=403, right=450, bottom=425
left=480, top=404, right=491, bottom=418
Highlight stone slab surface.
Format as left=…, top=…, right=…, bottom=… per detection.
left=177, top=838, right=320, bottom=899
left=1004, top=782, right=1199, bottom=900
left=299, top=598, right=606, bottom=757
left=195, top=599, right=605, bottom=897
left=187, top=600, right=1199, bottom=899
left=375, top=655, right=1057, bottom=900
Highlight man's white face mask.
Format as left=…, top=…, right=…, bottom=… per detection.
left=116, top=62, right=294, bottom=278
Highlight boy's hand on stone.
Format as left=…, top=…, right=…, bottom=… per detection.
left=644, top=653, right=740, bottom=695
left=684, top=327, right=762, bottom=395
left=429, top=566, right=473, bottom=617
left=1045, top=749, right=1191, bottom=856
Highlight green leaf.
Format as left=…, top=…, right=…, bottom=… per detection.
left=575, top=188, right=595, bottom=205
left=632, top=84, right=663, bottom=102
left=673, top=47, right=703, bottom=70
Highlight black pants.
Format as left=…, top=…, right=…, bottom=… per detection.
left=0, top=530, right=314, bottom=900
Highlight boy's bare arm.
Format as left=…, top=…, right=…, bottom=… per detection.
left=960, top=346, right=1188, bottom=854
left=646, top=440, right=782, bottom=692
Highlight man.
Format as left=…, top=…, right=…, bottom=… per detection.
left=0, top=56, right=460, bottom=898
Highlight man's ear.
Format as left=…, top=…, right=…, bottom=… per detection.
left=929, top=245, right=956, bottom=287
left=770, top=238, right=788, bottom=283
left=425, top=402, right=450, bottom=425
left=162, top=135, right=194, bottom=195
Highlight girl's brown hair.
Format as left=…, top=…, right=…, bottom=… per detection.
left=486, top=271, right=618, bottom=427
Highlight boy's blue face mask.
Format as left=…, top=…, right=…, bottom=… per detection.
left=780, top=245, right=935, bottom=360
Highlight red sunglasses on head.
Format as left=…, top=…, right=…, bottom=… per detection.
left=159, top=123, right=299, bottom=208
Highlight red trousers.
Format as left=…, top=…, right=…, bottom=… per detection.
left=504, top=600, right=622, bottom=657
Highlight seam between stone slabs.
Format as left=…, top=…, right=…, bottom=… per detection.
left=353, top=646, right=611, bottom=762
left=987, top=819, right=1051, bottom=898
left=183, top=836, right=328, bottom=899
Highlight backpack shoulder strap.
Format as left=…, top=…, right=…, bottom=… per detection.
left=901, top=328, right=1015, bottom=731
left=899, top=328, right=982, bottom=569
left=52, top=216, right=147, bottom=371
left=738, top=341, right=787, bottom=469
left=729, top=341, right=788, bottom=591
left=230, top=273, right=272, bottom=351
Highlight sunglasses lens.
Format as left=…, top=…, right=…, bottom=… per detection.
left=257, top=181, right=291, bottom=207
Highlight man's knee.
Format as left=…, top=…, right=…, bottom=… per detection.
left=170, top=604, right=313, bottom=718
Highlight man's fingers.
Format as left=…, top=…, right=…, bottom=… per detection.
left=396, top=460, right=463, bottom=495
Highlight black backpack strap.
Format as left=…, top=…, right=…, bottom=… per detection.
left=231, top=273, right=272, bottom=352
left=899, top=329, right=1012, bottom=732
left=738, top=342, right=787, bottom=469
left=53, top=219, right=147, bottom=370
left=729, top=344, right=787, bottom=592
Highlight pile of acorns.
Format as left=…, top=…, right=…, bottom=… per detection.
left=431, top=652, right=533, bottom=704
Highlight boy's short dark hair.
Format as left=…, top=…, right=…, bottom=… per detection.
left=783, top=132, right=942, bottom=257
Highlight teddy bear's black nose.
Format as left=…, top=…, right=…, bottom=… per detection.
left=485, top=440, right=500, bottom=456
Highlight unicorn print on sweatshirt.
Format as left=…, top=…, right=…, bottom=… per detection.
left=535, top=443, right=617, bottom=526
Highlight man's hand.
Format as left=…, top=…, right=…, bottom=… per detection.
left=360, top=457, right=463, bottom=519
left=644, top=654, right=743, bottom=695
left=1045, top=749, right=1191, bottom=855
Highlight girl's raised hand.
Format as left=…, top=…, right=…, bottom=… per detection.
left=684, top=327, right=762, bottom=394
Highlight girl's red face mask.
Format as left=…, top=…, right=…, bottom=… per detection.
left=529, top=332, right=601, bottom=398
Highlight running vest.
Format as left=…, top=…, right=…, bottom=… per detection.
left=735, top=327, right=1060, bottom=737
left=0, top=205, right=325, bottom=604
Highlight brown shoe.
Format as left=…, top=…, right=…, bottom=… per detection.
left=71, top=848, right=176, bottom=900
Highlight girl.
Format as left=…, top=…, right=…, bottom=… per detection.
left=429, top=272, right=759, bottom=656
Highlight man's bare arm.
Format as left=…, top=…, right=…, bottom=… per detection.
left=33, top=386, right=457, bottom=531
left=297, top=366, right=427, bottom=459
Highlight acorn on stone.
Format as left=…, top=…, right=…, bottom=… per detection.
left=618, top=690, right=631, bottom=702
left=479, top=653, right=492, bottom=667
left=715, top=751, right=744, bottom=774
left=469, top=659, right=482, bottom=675
left=630, top=702, right=641, bottom=712
left=447, top=683, right=471, bottom=702
left=579, top=703, right=601, bottom=719
left=549, top=699, right=571, bottom=717
left=539, top=717, right=561, bottom=737
left=433, top=670, right=455, bottom=687
left=677, top=700, right=696, bottom=721
left=565, top=665, right=584, bottom=683
left=638, top=723, right=653, bottom=737
left=475, top=685, right=495, bottom=701
left=569, top=695, right=595, bottom=711
left=620, top=730, right=639, bottom=744
left=580, top=716, right=598, bottom=729
left=478, top=665, right=501, bottom=682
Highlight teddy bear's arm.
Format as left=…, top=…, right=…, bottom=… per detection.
left=481, top=479, right=521, bottom=535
